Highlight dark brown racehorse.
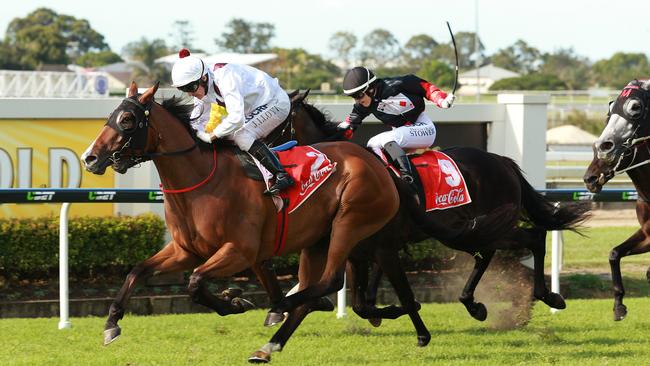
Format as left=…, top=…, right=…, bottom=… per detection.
left=81, top=82, right=401, bottom=356
left=584, top=79, right=650, bottom=321
left=285, top=91, right=590, bottom=325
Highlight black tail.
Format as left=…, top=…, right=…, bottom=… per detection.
left=507, top=158, right=591, bottom=231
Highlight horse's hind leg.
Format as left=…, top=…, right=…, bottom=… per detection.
left=526, top=228, right=566, bottom=309
left=104, top=241, right=201, bottom=345
left=609, top=229, right=650, bottom=321
left=188, top=242, right=258, bottom=316
left=374, top=248, right=430, bottom=347
left=458, top=250, right=495, bottom=321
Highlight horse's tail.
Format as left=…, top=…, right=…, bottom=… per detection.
left=508, top=158, right=591, bottom=231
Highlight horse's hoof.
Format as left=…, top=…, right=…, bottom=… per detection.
left=542, top=292, right=566, bottom=310
left=248, top=351, right=271, bottom=363
left=264, top=311, right=286, bottom=327
left=469, top=302, right=487, bottom=321
left=233, top=297, right=256, bottom=311
left=222, top=288, right=243, bottom=300
left=312, top=296, right=335, bottom=312
left=614, top=304, right=627, bottom=321
left=103, top=326, right=121, bottom=346
left=417, top=333, right=431, bottom=347
left=368, top=318, right=382, bottom=327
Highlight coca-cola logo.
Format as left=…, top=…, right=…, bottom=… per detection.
left=300, top=164, right=334, bottom=196
left=435, top=188, right=466, bottom=206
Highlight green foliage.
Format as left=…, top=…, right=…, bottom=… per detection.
left=0, top=214, right=165, bottom=279
left=401, top=34, right=438, bottom=70
left=591, top=52, right=650, bottom=89
left=74, top=50, right=123, bottom=67
left=562, top=109, right=605, bottom=136
left=359, top=28, right=401, bottom=69
left=3, top=7, right=108, bottom=69
left=328, top=31, right=357, bottom=72
left=215, top=18, right=274, bottom=53
left=416, top=60, right=455, bottom=90
left=121, top=37, right=171, bottom=85
left=539, top=48, right=590, bottom=89
left=489, top=73, right=567, bottom=91
left=452, top=31, right=485, bottom=69
left=269, top=47, right=341, bottom=90
left=490, top=39, right=540, bottom=74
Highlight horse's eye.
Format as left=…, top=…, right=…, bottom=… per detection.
left=624, top=98, right=644, bottom=119
left=118, top=112, right=136, bottom=131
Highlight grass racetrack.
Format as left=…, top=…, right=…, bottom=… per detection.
left=2, top=298, right=650, bottom=365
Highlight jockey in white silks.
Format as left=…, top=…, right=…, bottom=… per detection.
left=171, top=48, right=293, bottom=195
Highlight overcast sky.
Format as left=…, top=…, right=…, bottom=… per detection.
left=2, top=0, right=649, bottom=62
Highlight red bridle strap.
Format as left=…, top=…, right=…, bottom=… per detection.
left=160, top=145, right=217, bottom=194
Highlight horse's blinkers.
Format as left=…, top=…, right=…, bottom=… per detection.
left=104, top=96, right=153, bottom=167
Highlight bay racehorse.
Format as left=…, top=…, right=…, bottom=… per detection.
left=584, top=79, right=650, bottom=321
left=285, top=91, right=591, bottom=325
left=81, top=82, right=401, bottom=356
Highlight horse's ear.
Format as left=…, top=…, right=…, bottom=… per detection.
left=303, top=89, right=310, bottom=99
left=292, top=89, right=312, bottom=104
left=139, top=81, right=159, bottom=104
left=127, top=81, right=138, bottom=97
left=288, top=89, right=299, bottom=100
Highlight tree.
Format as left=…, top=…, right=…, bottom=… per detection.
left=3, top=7, right=108, bottom=69
left=328, top=31, right=357, bottom=72
left=169, top=20, right=196, bottom=51
left=402, top=34, right=438, bottom=71
left=489, top=73, right=567, bottom=91
left=491, top=40, right=541, bottom=74
left=453, top=31, right=485, bottom=69
left=538, top=48, right=590, bottom=90
left=122, top=38, right=170, bottom=84
left=74, top=50, right=123, bottom=67
left=591, top=52, right=650, bottom=89
left=215, top=18, right=275, bottom=53
left=359, top=29, right=400, bottom=69
left=417, top=60, right=455, bottom=90
left=268, top=48, right=340, bottom=90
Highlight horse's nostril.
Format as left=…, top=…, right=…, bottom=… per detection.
left=84, top=155, right=97, bottom=167
left=584, top=175, right=597, bottom=184
left=598, top=141, right=614, bottom=153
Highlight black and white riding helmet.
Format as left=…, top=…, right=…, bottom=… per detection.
left=343, top=66, right=377, bottom=99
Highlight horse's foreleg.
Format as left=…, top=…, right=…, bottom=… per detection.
left=365, top=262, right=383, bottom=327
left=249, top=304, right=313, bottom=363
left=188, top=242, right=255, bottom=316
left=609, top=230, right=650, bottom=321
left=104, top=241, right=200, bottom=345
left=459, top=250, right=495, bottom=321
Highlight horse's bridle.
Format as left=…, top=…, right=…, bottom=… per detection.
left=608, top=85, right=650, bottom=176
left=105, top=95, right=198, bottom=168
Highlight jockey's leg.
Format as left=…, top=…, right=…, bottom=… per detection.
left=249, top=140, right=295, bottom=195
left=383, top=141, right=415, bottom=183
left=234, top=95, right=293, bottom=196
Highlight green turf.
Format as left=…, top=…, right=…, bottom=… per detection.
left=545, top=226, right=647, bottom=270
left=2, top=299, right=649, bottom=365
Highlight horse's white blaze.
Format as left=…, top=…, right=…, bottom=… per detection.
left=597, top=113, right=634, bottom=144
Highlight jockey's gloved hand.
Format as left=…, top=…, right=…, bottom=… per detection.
left=439, top=93, right=456, bottom=109
left=336, top=120, right=354, bottom=140
left=196, top=131, right=215, bottom=144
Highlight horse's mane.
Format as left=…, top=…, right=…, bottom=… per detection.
left=161, top=96, right=195, bottom=135
left=300, top=100, right=343, bottom=138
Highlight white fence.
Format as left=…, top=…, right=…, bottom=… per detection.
left=0, top=70, right=109, bottom=98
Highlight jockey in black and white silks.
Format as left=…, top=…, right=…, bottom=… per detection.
left=339, top=66, right=455, bottom=184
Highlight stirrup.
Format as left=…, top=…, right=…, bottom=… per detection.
left=401, top=172, right=414, bottom=183
left=264, top=174, right=295, bottom=196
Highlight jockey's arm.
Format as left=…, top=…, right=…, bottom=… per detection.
left=213, top=73, right=245, bottom=138
left=402, top=74, right=453, bottom=109
left=345, top=104, right=370, bottom=130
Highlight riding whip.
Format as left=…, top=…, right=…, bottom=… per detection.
left=446, top=21, right=459, bottom=95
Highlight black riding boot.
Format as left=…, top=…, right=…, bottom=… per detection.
left=249, top=140, right=295, bottom=195
left=383, top=141, right=415, bottom=183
